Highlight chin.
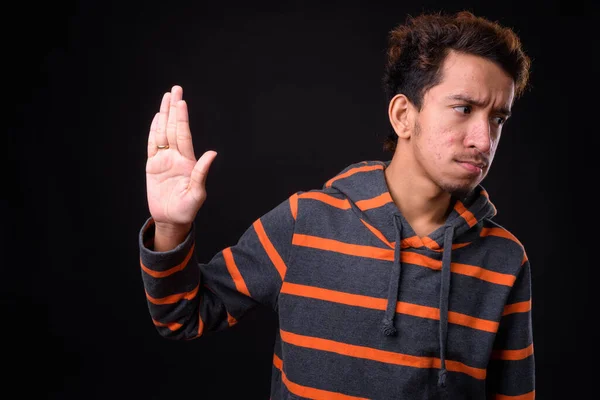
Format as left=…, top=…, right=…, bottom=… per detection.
left=440, top=181, right=478, bottom=201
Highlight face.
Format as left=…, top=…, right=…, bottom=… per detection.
left=409, top=51, right=515, bottom=199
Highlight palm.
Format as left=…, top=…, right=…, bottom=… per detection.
left=146, top=150, right=199, bottom=225
left=145, top=85, right=217, bottom=227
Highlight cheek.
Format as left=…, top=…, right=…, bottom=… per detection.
left=440, top=129, right=458, bottom=156
left=426, top=129, right=455, bottom=161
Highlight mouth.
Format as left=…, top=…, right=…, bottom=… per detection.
left=456, top=160, right=486, bottom=175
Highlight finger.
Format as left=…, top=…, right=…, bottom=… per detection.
left=189, top=150, right=218, bottom=199
left=155, top=92, right=171, bottom=148
left=167, top=85, right=182, bottom=151
left=176, top=100, right=196, bottom=160
left=147, top=112, right=160, bottom=158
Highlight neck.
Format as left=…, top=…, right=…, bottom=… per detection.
left=384, top=153, right=454, bottom=236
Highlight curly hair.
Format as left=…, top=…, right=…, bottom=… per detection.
left=382, top=11, right=531, bottom=152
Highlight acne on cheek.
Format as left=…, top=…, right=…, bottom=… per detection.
left=444, top=131, right=457, bottom=148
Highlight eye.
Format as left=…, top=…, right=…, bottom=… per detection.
left=453, top=105, right=471, bottom=115
left=492, top=116, right=506, bottom=126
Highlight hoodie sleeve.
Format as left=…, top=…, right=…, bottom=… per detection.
left=486, top=257, right=535, bottom=399
left=138, top=193, right=298, bottom=340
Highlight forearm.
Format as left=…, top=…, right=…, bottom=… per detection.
left=138, top=192, right=297, bottom=339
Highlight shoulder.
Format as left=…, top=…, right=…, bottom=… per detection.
left=481, top=218, right=529, bottom=265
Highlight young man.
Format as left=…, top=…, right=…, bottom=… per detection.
left=139, top=11, right=534, bottom=399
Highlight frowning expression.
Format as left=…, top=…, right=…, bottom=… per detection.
left=409, top=51, right=515, bottom=197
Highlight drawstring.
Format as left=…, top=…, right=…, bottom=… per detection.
left=438, top=225, right=455, bottom=388
left=381, top=215, right=403, bottom=336
left=380, top=213, right=455, bottom=390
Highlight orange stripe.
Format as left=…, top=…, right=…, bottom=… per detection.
left=400, top=236, right=470, bottom=252
left=280, top=330, right=486, bottom=380
left=293, top=234, right=394, bottom=261
left=480, top=227, right=523, bottom=247
left=503, top=300, right=531, bottom=316
left=299, top=192, right=351, bottom=209
left=272, top=354, right=368, bottom=399
left=348, top=214, right=467, bottom=253
left=481, top=227, right=528, bottom=265
left=451, top=263, right=516, bottom=286
left=325, top=164, right=384, bottom=188
left=227, top=312, right=238, bottom=327
left=282, top=282, right=387, bottom=310
left=446, top=310, right=499, bottom=332
left=145, top=285, right=199, bottom=305
left=253, top=219, right=287, bottom=280
left=223, top=247, right=251, bottom=297
left=281, top=282, right=498, bottom=333
left=421, top=236, right=441, bottom=250
left=296, top=191, right=471, bottom=254
left=454, top=200, right=477, bottom=227
left=494, top=391, right=535, bottom=400
left=299, top=191, right=392, bottom=212
left=355, top=192, right=393, bottom=210
left=403, top=253, right=515, bottom=286
left=293, top=235, right=515, bottom=286
left=401, top=252, right=441, bottom=269
left=152, top=318, right=182, bottom=331
left=359, top=219, right=394, bottom=249
left=139, top=243, right=195, bottom=278
left=491, top=343, right=534, bottom=361
left=401, top=236, right=424, bottom=249
left=450, top=242, right=472, bottom=250
left=290, top=193, right=298, bottom=220
left=331, top=213, right=468, bottom=254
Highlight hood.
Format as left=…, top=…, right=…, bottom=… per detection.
left=324, top=160, right=497, bottom=389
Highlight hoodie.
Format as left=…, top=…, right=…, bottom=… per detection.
left=139, top=160, right=535, bottom=400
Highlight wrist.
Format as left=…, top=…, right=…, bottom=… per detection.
left=154, top=221, right=192, bottom=237
left=153, top=221, right=192, bottom=251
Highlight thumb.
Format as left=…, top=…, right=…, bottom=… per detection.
left=189, top=150, right=218, bottom=198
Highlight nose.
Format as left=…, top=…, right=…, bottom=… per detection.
left=465, top=118, right=492, bottom=154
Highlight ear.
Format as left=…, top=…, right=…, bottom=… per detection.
left=388, top=94, right=414, bottom=139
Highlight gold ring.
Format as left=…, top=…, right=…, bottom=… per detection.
left=157, top=144, right=170, bottom=150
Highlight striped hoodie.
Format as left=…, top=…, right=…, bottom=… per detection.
left=139, top=160, right=535, bottom=399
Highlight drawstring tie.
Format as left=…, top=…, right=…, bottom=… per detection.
left=381, top=214, right=403, bottom=336
left=379, top=213, right=455, bottom=390
left=438, top=225, right=455, bottom=388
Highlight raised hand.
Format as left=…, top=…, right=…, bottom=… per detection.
left=146, top=85, right=217, bottom=244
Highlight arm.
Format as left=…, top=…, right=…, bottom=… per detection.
left=486, top=257, right=535, bottom=399
left=139, top=193, right=297, bottom=339
left=140, top=84, right=297, bottom=339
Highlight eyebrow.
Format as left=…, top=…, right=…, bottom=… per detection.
left=446, top=94, right=512, bottom=117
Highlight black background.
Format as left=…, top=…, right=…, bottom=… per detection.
left=6, top=0, right=596, bottom=399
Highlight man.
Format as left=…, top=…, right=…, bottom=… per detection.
left=139, top=10, right=534, bottom=399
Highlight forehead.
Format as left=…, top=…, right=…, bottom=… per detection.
left=429, top=51, right=515, bottom=104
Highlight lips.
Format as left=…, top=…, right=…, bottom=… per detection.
left=456, top=160, right=485, bottom=175
left=460, top=160, right=487, bottom=169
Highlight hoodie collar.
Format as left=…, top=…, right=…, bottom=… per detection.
left=325, top=160, right=497, bottom=248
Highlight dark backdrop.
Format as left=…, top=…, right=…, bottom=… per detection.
left=6, top=0, right=595, bottom=399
